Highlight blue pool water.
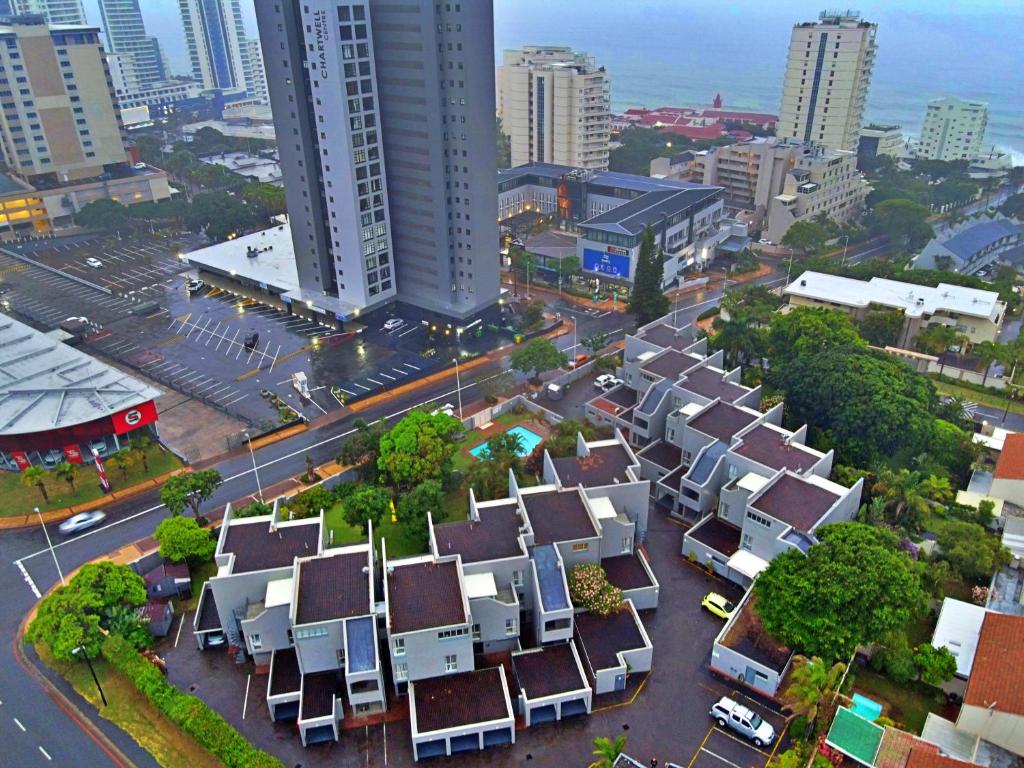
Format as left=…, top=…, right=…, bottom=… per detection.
left=469, top=425, right=543, bottom=460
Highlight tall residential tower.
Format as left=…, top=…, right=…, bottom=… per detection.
left=777, top=11, right=877, bottom=152
left=916, top=97, right=988, bottom=162
left=97, top=0, right=165, bottom=89
left=0, top=0, right=85, bottom=25
left=498, top=46, right=611, bottom=171
left=178, top=0, right=250, bottom=96
left=256, top=0, right=499, bottom=321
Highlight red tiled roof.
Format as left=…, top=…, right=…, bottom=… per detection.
left=905, top=745, right=975, bottom=768
left=751, top=473, right=840, bottom=533
left=994, top=433, right=1024, bottom=479
left=964, top=612, right=1024, bottom=715
left=387, top=560, right=466, bottom=634
left=413, top=667, right=510, bottom=733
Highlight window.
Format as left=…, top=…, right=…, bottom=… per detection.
left=746, top=511, right=772, bottom=528
left=571, top=542, right=589, bottom=552
left=741, top=533, right=754, bottom=551
left=393, top=637, right=405, bottom=656
left=250, top=633, right=262, bottom=650
left=471, top=623, right=481, bottom=640
left=294, top=625, right=328, bottom=640
left=444, top=654, right=458, bottom=672
left=505, top=618, right=517, bottom=636
left=512, top=570, right=523, bottom=588
left=394, top=662, right=408, bottom=681
left=437, top=627, right=468, bottom=640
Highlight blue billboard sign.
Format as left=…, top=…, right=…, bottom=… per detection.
left=583, top=248, right=631, bottom=278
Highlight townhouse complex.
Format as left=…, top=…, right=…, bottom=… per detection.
left=585, top=315, right=865, bottom=696
left=193, top=430, right=659, bottom=760
left=912, top=216, right=1023, bottom=277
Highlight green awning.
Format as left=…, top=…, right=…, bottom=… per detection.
left=826, top=707, right=885, bottom=767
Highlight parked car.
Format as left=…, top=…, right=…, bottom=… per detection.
left=65, top=316, right=88, bottom=324
left=600, top=377, right=624, bottom=391
left=85, top=257, right=103, bottom=269
left=709, top=697, right=776, bottom=747
left=383, top=318, right=405, bottom=331
left=594, top=373, right=616, bottom=389
left=701, top=592, right=736, bottom=620
left=185, top=278, right=205, bottom=294
left=568, top=353, right=590, bottom=369
left=430, top=403, right=456, bottom=417
left=58, top=510, right=107, bottom=536
left=758, top=238, right=772, bottom=246
left=204, top=631, right=227, bottom=647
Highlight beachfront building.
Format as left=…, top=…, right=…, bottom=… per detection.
left=917, top=98, right=989, bottom=162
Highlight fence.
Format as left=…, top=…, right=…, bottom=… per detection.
left=882, top=345, right=1008, bottom=390
left=0, top=245, right=113, bottom=295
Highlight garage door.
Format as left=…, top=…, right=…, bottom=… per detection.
left=302, top=724, right=335, bottom=745
left=530, top=704, right=557, bottom=724
left=271, top=701, right=299, bottom=721
left=415, top=739, right=446, bottom=760
left=450, top=734, right=479, bottom=753
left=482, top=727, right=512, bottom=747
left=561, top=698, right=588, bottom=718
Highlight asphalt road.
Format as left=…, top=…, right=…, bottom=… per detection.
left=0, top=236, right=890, bottom=767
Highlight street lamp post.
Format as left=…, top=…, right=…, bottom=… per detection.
left=35, top=506, right=64, bottom=586
left=452, top=357, right=464, bottom=420
left=244, top=433, right=263, bottom=503
left=786, top=248, right=796, bottom=283
left=841, top=234, right=850, bottom=266
left=73, top=646, right=106, bottom=706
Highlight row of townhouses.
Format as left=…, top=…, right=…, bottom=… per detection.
left=192, top=430, right=658, bottom=760
left=585, top=314, right=865, bottom=697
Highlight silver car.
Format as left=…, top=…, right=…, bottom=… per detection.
left=58, top=510, right=107, bottom=535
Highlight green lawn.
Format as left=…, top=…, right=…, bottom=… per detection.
left=452, top=411, right=547, bottom=473
left=851, top=669, right=951, bottom=733
left=1, top=449, right=182, bottom=517
left=36, top=644, right=222, bottom=768
left=178, top=560, right=217, bottom=612
left=931, top=378, right=1024, bottom=416
left=324, top=497, right=466, bottom=558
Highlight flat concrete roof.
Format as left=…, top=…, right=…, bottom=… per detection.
left=0, top=314, right=161, bottom=436
left=785, top=271, right=1003, bottom=320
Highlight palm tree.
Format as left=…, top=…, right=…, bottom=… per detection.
left=131, top=434, right=154, bottom=472
left=973, top=341, right=1004, bottom=386
left=592, top=735, right=627, bottom=768
left=55, top=461, right=77, bottom=493
left=915, top=325, right=959, bottom=374
left=871, top=468, right=930, bottom=530
left=782, top=655, right=846, bottom=723
left=21, top=465, right=49, bottom=503
left=109, top=452, right=134, bottom=483
left=920, top=474, right=954, bottom=505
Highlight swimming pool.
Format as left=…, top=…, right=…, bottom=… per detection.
left=469, top=425, right=544, bottom=460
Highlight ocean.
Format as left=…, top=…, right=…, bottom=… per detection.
left=494, top=0, right=1024, bottom=163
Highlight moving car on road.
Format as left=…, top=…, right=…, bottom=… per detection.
left=701, top=592, right=736, bottom=620
left=58, top=510, right=107, bottom=536
left=709, top=697, right=776, bottom=747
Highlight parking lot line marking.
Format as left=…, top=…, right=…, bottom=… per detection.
left=205, top=321, right=222, bottom=347
left=180, top=371, right=206, bottom=384
left=193, top=380, right=221, bottom=395
left=268, top=344, right=282, bottom=374
left=353, top=382, right=370, bottom=391
left=764, top=722, right=788, bottom=767
left=687, top=728, right=714, bottom=768
left=14, top=717, right=25, bottom=731
left=711, top=727, right=771, bottom=757
left=308, top=398, right=328, bottom=415
left=398, top=325, right=418, bottom=338
left=338, top=386, right=357, bottom=396
left=173, top=612, right=186, bottom=648
left=158, top=334, right=185, bottom=347
left=701, top=748, right=743, bottom=768
left=222, top=393, right=249, bottom=406
left=205, top=385, right=232, bottom=398
left=366, top=377, right=383, bottom=386
left=213, top=389, right=239, bottom=403
left=403, top=362, right=420, bottom=370
left=391, top=368, right=408, bottom=376
left=242, top=674, right=251, bottom=720
left=379, top=372, right=396, bottom=381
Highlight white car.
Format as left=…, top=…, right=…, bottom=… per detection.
left=58, top=510, right=107, bottom=535
left=594, top=374, right=621, bottom=390
left=430, top=403, right=456, bottom=417
left=64, top=316, right=88, bottom=324
left=85, top=257, right=103, bottom=269
left=758, top=238, right=773, bottom=246
left=383, top=318, right=405, bottom=331
left=709, top=697, right=776, bottom=747
left=600, top=376, right=624, bottom=391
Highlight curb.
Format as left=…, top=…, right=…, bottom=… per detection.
left=0, top=467, right=189, bottom=531
left=347, top=353, right=494, bottom=414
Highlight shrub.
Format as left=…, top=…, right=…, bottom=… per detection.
left=233, top=500, right=273, bottom=518
left=697, top=306, right=720, bottom=321
left=567, top=563, right=624, bottom=617
left=102, top=635, right=282, bottom=768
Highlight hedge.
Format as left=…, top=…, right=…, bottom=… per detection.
left=697, top=306, right=721, bottom=321
left=102, top=635, right=283, bottom=768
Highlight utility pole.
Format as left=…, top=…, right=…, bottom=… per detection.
left=245, top=433, right=263, bottom=503
left=73, top=646, right=106, bottom=706
left=841, top=235, right=850, bottom=266
left=787, top=248, right=796, bottom=283
left=35, top=506, right=64, bottom=586
left=452, top=357, right=464, bottom=420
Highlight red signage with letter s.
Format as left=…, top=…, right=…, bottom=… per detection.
left=111, top=400, right=158, bottom=435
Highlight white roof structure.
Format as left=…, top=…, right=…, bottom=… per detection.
left=0, top=315, right=161, bottom=436
left=727, top=550, right=769, bottom=580
left=463, top=572, right=498, bottom=600
left=1002, top=516, right=1024, bottom=561
left=785, top=271, right=1004, bottom=321
left=265, top=576, right=294, bottom=609
left=931, top=598, right=987, bottom=678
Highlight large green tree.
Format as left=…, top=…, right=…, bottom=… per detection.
left=781, top=655, right=846, bottom=722
left=159, top=469, right=222, bottom=518
left=767, top=307, right=866, bottom=370
left=394, top=479, right=444, bottom=547
left=870, top=198, right=934, bottom=252
left=781, top=220, right=830, bottom=254
left=75, top=199, right=133, bottom=233
left=754, top=523, right=929, bottom=660
left=154, top=516, right=216, bottom=564
left=858, top=308, right=905, bottom=347
left=343, top=486, right=391, bottom=535
left=509, top=337, right=568, bottom=381
left=628, top=225, right=669, bottom=325
left=936, top=521, right=1012, bottom=582
left=377, top=410, right=461, bottom=490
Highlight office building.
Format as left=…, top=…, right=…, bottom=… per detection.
left=498, top=46, right=610, bottom=171
left=857, top=124, right=903, bottom=160
left=255, top=0, right=500, bottom=323
left=0, top=17, right=169, bottom=234
left=242, top=37, right=267, bottom=104
left=764, top=143, right=869, bottom=244
left=0, top=0, right=85, bottom=25
left=178, top=0, right=250, bottom=97
left=917, top=97, right=989, bottom=162
left=97, top=0, right=165, bottom=89
left=498, top=164, right=733, bottom=287
left=777, top=10, right=877, bottom=152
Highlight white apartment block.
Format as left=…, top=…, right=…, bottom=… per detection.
left=499, top=46, right=610, bottom=171
left=917, top=97, right=988, bottom=162
left=765, top=143, right=869, bottom=244
left=178, top=0, right=250, bottom=96
left=2, top=0, right=85, bottom=25
left=777, top=11, right=877, bottom=152
left=858, top=124, right=904, bottom=159
left=242, top=38, right=268, bottom=104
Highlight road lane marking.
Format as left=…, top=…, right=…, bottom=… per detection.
left=38, top=746, right=52, bottom=761
left=174, top=612, right=186, bottom=648
left=242, top=674, right=251, bottom=719
left=14, top=717, right=25, bottom=731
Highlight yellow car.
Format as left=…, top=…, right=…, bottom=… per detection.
left=702, top=592, right=736, bottom=620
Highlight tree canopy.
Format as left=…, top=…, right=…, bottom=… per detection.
left=935, top=520, right=1012, bottom=582
left=377, top=410, right=460, bottom=489
left=754, top=523, right=928, bottom=660
left=159, top=469, right=222, bottom=518
left=343, top=486, right=391, bottom=535
left=509, top=337, right=567, bottom=380
left=870, top=199, right=933, bottom=252
left=154, top=516, right=216, bottom=564
left=75, top=199, right=133, bottom=232
left=394, top=479, right=444, bottom=547
left=781, top=219, right=831, bottom=254
left=628, top=225, right=669, bottom=325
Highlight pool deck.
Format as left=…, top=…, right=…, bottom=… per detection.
left=458, top=416, right=554, bottom=464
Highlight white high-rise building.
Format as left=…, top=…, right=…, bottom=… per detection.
left=242, top=37, right=267, bottom=104
left=777, top=11, right=877, bottom=152
left=498, top=46, right=610, bottom=171
left=916, top=97, right=988, bottom=162
left=0, top=0, right=85, bottom=25
left=178, top=0, right=249, bottom=96
left=97, top=0, right=165, bottom=88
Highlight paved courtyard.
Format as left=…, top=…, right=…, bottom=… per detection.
left=159, top=502, right=788, bottom=767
